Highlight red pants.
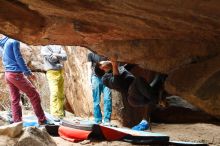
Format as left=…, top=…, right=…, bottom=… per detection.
left=5, top=72, right=46, bottom=123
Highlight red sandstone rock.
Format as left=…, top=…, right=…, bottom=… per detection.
left=0, top=0, right=220, bottom=119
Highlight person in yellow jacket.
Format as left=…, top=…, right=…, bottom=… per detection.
left=41, top=45, right=67, bottom=121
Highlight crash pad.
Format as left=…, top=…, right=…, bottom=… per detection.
left=58, top=125, right=92, bottom=142
left=22, top=112, right=59, bottom=127
left=22, top=115, right=38, bottom=127
left=169, top=141, right=208, bottom=146
left=59, top=120, right=208, bottom=145
left=96, top=124, right=169, bottom=144
left=45, top=125, right=60, bottom=136
left=60, top=119, right=169, bottom=144
left=61, top=119, right=93, bottom=131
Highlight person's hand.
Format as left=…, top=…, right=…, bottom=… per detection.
left=100, top=61, right=111, bottom=65
left=51, top=55, right=58, bottom=60
left=27, top=73, right=36, bottom=82
left=53, top=53, right=60, bottom=57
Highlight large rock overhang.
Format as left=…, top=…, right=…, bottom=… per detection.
left=0, top=0, right=220, bottom=119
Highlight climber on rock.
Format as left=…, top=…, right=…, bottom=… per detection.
left=94, top=56, right=167, bottom=131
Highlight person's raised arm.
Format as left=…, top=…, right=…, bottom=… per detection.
left=110, top=55, right=119, bottom=76
left=111, top=61, right=119, bottom=76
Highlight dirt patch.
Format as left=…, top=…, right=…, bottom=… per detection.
left=152, top=123, right=220, bottom=146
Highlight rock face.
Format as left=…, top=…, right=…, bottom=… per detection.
left=0, top=0, right=220, bottom=119
left=152, top=96, right=216, bottom=123
left=0, top=73, right=10, bottom=111
left=64, top=46, right=93, bottom=118
left=166, top=56, right=220, bottom=120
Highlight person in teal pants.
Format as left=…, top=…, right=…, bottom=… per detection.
left=88, top=52, right=112, bottom=124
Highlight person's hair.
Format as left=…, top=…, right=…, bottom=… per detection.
left=95, top=63, right=105, bottom=77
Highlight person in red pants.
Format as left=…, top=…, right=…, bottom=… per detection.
left=0, top=34, right=47, bottom=125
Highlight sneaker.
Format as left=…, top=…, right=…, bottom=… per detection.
left=101, top=121, right=117, bottom=127
left=102, top=122, right=111, bottom=126
left=93, top=119, right=102, bottom=125
left=6, top=111, right=13, bottom=124
left=53, top=117, right=61, bottom=122
left=38, top=119, right=53, bottom=126
left=94, top=121, right=102, bottom=125
left=131, top=120, right=149, bottom=131
left=53, top=116, right=64, bottom=122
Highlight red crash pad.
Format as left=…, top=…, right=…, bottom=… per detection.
left=97, top=124, right=169, bottom=143
left=59, top=120, right=169, bottom=144
left=58, top=121, right=207, bottom=145
left=98, top=125, right=128, bottom=140
left=58, top=125, right=92, bottom=142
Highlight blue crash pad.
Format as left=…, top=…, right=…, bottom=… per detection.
left=23, top=112, right=60, bottom=127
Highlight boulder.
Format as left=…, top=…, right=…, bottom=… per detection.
left=17, top=127, right=56, bottom=146
left=0, top=135, right=17, bottom=146
left=0, top=73, right=10, bottom=111
left=0, top=122, right=23, bottom=138
left=0, top=0, right=220, bottom=119
left=166, top=55, right=220, bottom=119
left=152, top=96, right=217, bottom=123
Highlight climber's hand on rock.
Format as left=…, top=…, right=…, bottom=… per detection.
left=110, top=54, right=118, bottom=62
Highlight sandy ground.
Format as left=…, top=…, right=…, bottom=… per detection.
left=53, top=123, right=220, bottom=146
left=0, top=111, right=219, bottom=146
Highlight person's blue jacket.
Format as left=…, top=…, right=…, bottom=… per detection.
left=0, top=36, right=31, bottom=76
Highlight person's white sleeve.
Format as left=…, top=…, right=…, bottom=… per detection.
left=56, top=47, right=67, bottom=61
left=41, top=46, right=52, bottom=56
left=41, top=46, right=59, bottom=63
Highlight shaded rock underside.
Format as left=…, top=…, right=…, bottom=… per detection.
left=0, top=0, right=220, bottom=119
